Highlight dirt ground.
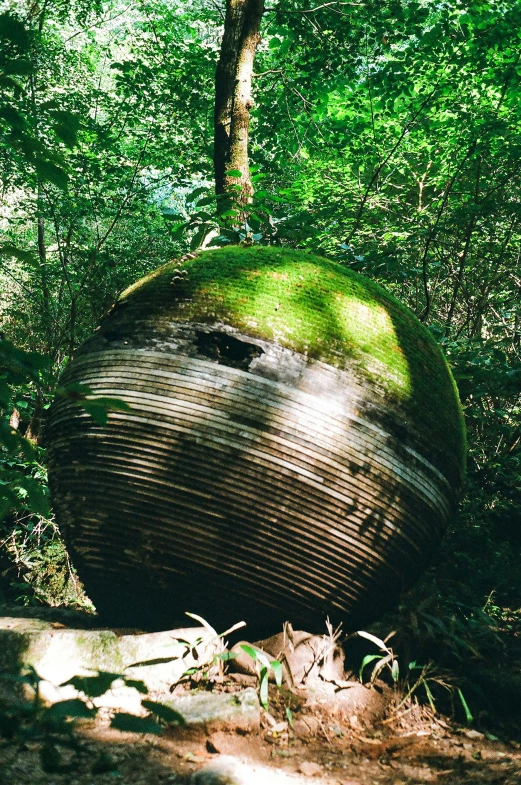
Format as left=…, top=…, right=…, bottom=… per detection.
left=1, top=687, right=520, bottom=785
left=1, top=606, right=520, bottom=784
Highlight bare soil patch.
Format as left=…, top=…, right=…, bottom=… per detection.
left=2, top=685, right=520, bottom=785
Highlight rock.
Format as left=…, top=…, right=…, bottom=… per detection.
left=231, top=628, right=345, bottom=689
left=305, top=681, right=388, bottom=725
left=0, top=617, right=221, bottom=709
left=464, top=728, right=485, bottom=740
left=270, top=721, right=288, bottom=734
left=192, top=755, right=316, bottom=784
left=191, top=757, right=244, bottom=784
left=293, top=715, right=320, bottom=738
left=164, top=688, right=260, bottom=731
left=298, top=760, right=322, bottom=776
left=227, top=673, right=258, bottom=688
left=255, top=628, right=346, bottom=687
left=206, top=737, right=222, bottom=755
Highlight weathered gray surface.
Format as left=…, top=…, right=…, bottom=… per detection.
left=230, top=627, right=388, bottom=727
left=47, top=326, right=454, bottom=631
left=166, top=688, right=260, bottom=731
left=231, top=628, right=346, bottom=688
left=0, top=618, right=221, bottom=711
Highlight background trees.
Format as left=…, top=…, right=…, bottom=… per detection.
left=0, top=0, right=520, bottom=672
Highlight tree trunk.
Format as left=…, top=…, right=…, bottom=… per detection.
left=37, top=184, right=50, bottom=320
left=214, top=0, right=265, bottom=203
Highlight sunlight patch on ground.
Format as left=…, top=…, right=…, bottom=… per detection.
left=192, top=754, right=328, bottom=784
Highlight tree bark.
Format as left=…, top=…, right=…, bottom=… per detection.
left=37, top=185, right=50, bottom=320
left=214, top=0, right=265, bottom=203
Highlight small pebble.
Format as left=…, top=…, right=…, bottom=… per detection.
left=298, top=760, right=322, bottom=777
left=464, top=729, right=485, bottom=740
left=206, top=738, right=221, bottom=755
left=191, top=757, right=243, bottom=785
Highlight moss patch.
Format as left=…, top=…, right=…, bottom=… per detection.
left=120, top=246, right=465, bottom=485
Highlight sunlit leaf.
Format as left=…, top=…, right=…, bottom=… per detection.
left=271, top=659, right=283, bottom=688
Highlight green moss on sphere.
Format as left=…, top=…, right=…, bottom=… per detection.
left=119, top=246, right=465, bottom=487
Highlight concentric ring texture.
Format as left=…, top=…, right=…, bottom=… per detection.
left=47, top=248, right=465, bottom=630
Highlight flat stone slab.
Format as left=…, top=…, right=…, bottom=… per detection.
left=0, top=616, right=222, bottom=712
left=165, top=688, right=260, bottom=731
left=0, top=616, right=261, bottom=730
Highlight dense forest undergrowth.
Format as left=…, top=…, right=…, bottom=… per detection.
left=1, top=0, right=521, bottom=745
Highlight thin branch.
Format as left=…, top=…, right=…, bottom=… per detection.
left=347, top=86, right=440, bottom=245
left=418, top=140, right=477, bottom=322
left=207, top=0, right=226, bottom=22
left=267, top=1, right=365, bottom=13
left=64, top=5, right=133, bottom=44
left=0, top=261, right=59, bottom=329
left=253, top=69, right=284, bottom=77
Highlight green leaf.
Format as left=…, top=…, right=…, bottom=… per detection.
left=196, top=196, right=215, bottom=207
left=0, top=12, right=30, bottom=48
left=271, top=659, right=283, bottom=689
left=215, top=651, right=238, bottom=661
left=17, top=475, right=51, bottom=517
left=186, top=187, right=208, bottom=203
left=239, top=643, right=260, bottom=662
left=81, top=401, right=109, bottom=425
left=423, top=681, right=437, bottom=713
left=359, top=654, right=381, bottom=681
left=190, top=224, right=213, bottom=251
left=57, top=382, right=93, bottom=400
left=50, top=109, right=80, bottom=131
left=141, top=700, right=185, bottom=725
left=0, top=105, right=25, bottom=129
left=110, top=713, right=162, bottom=735
left=458, top=688, right=473, bottom=724
left=0, top=379, right=11, bottom=407
left=168, top=221, right=189, bottom=239
left=0, top=494, right=13, bottom=521
left=225, top=169, right=242, bottom=178
left=54, top=123, right=78, bottom=148
left=127, top=655, right=184, bottom=668
left=81, top=397, right=132, bottom=425
left=6, top=58, right=32, bottom=75
left=356, top=630, right=391, bottom=653
left=34, top=160, right=68, bottom=189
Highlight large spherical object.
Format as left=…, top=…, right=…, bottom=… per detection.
left=47, top=247, right=465, bottom=631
